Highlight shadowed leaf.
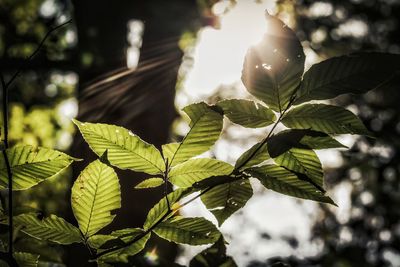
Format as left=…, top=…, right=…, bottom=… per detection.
left=282, top=104, right=372, bottom=136
left=267, top=129, right=346, bottom=157
left=201, top=180, right=253, bottom=226
left=189, top=237, right=237, bottom=267
left=153, top=216, right=221, bottom=245
left=248, top=164, right=336, bottom=205
left=217, top=99, right=276, bottom=128
left=242, top=13, right=305, bottom=112
left=295, top=52, right=400, bottom=104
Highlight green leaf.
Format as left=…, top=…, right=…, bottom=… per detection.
left=235, top=141, right=270, bottom=171
left=169, top=158, right=233, bottom=188
left=73, top=120, right=165, bottom=175
left=282, top=104, right=371, bottom=135
left=295, top=52, right=400, bottom=104
left=153, top=216, right=220, bottom=245
left=88, top=235, right=118, bottom=249
left=134, top=178, right=164, bottom=189
left=144, top=188, right=192, bottom=230
left=0, top=145, right=76, bottom=190
left=14, top=213, right=82, bottom=245
left=217, top=99, right=276, bottom=128
left=242, top=14, right=305, bottom=112
left=189, top=237, right=237, bottom=267
left=300, top=134, right=347, bottom=150
left=201, top=180, right=253, bottom=226
left=89, top=228, right=144, bottom=249
left=71, top=160, right=121, bottom=238
left=267, top=129, right=346, bottom=157
left=247, top=164, right=335, bottom=205
left=98, top=233, right=151, bottom=263
left=163, top=102, right=223, bottom=167
left=273, top=148, right=324, bottom=193
left=14, top=252, right=39, bottom=267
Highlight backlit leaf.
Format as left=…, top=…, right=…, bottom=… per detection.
left=153, top=216, right=220, bottom=245
left=282, top=104, right=371, bottom=135
left=201, top=180, right=253, bottom=226
left=0, top=145, right=76, bottom=190
left=14, top=213, right=82, bottom=245
left=98, top=233, right=151, bottom=263
left=163, top=102, right=223, bottom=167
left=134, top=178, right=164, bottom=189
left=144, top=188, right=192, bottom=230
left=74, top=120, right=165, bottom=175
left=217, top=99, right=275, bottom=128
left=169, top=158, right=233, bottom=188
left=273, top=148, right=324, bottom=192
left=235, top=141, right=270, bottom=171
left=242, top=14, right=305, bottom=112
left=71, top=160, right=121, bottom=238
left=247, top=164, right=335, bottom=205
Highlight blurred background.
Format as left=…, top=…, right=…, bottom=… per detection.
left=0, top=0, right=400, bottom=266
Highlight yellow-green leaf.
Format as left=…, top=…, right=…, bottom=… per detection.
left=169, top=158, right=233, bottom=188
left=247, top=164, right=335, bottom=205
left=74, top=120, right=164, bottom=175
left=14, top=213, right=82, bottom=245
left=201, top=180, right=253, bottom=226
left=164, top=102, right=223, bottom=167
left=71, top=160, right=121, bottom=238
left=134, top=178, right=164, bottom=189
left=281, top=104, right=371, bottom=135
left=217, top=99, right=276, bottom=128
left=153, top=216, right=220, bottom=245
left=0, top=145, right=76, bottom=190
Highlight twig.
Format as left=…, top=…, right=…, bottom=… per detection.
left=163, top=159, right=171, bottom=211
left=4, top=19, right=72, bottom=89
left=1, top=72, right=13, bottom=259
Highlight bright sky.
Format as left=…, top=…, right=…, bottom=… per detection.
left=181, top=0, right=276, bottom=103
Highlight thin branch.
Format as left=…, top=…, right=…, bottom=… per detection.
left=1, top=72, right=13, bottom=259
left=1, top=74, right=8, bottom=149
left=163, top=159, right=171, bottom=211
left=0, top=19, right=71, bottom=263
left=4, top=19, right=72, bottom=89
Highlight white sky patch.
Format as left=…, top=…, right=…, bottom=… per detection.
left=307, top=2, right=334, bottom=18
left=127, top=20, right=144, bottom=69
left=181, top=0, right=275, bottom=104
left=333, top=19, right=369, bottom=38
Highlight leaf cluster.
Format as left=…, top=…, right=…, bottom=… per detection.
left=1, top=14, right=399, bottom=266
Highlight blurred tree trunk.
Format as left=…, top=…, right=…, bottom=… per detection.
left=67, top=1, right=200, bottom=265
